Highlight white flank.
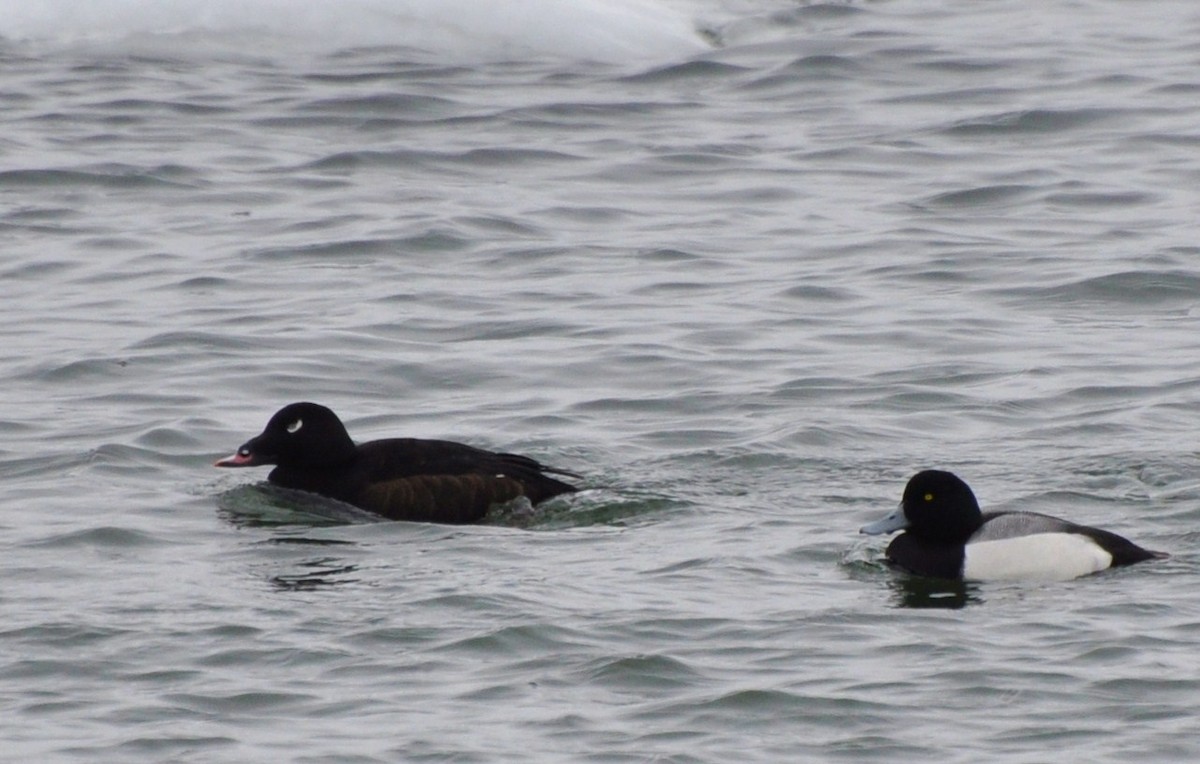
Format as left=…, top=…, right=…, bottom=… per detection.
left=963, top=533, right=1113, bottom=582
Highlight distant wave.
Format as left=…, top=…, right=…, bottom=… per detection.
left=0, top=0, right=729, bottom=63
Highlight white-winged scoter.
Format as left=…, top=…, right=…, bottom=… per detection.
left=215, top=402, right=580, bottom=523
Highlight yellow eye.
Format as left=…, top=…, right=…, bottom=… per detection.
left=924, top=493, right=934, bottom=502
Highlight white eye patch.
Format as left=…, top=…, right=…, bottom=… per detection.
left=287, top=419, right=303, bottom=434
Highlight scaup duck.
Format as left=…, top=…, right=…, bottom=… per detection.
left=860, top=469, right=1166, bottom=581
left=215, top=402, right=580, bottom=523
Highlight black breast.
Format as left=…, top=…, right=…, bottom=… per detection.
left=886, top=534, right=966, bottom=580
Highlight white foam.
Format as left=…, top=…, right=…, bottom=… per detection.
left=0, top=0, right=716, bottom=63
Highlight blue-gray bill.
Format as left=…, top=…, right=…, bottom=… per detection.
left=861, top=504, right=910, bottom=535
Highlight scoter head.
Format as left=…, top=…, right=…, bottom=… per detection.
left=214, top=402, right=356, bottom=469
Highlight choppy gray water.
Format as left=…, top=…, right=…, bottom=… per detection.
left=3, top=0, right=1200, bottom=761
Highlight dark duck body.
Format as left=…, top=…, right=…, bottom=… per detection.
left=215, top=402, right=580, bottom=523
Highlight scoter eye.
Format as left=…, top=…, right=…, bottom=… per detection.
left=239, top=447, right=251, bottom=456
left=924, top=493, right=934, bottom=502
left=287, top=419, right=303, bottom=434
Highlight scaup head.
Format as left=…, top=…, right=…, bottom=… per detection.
left=861, top=469, right=983, bottom=543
